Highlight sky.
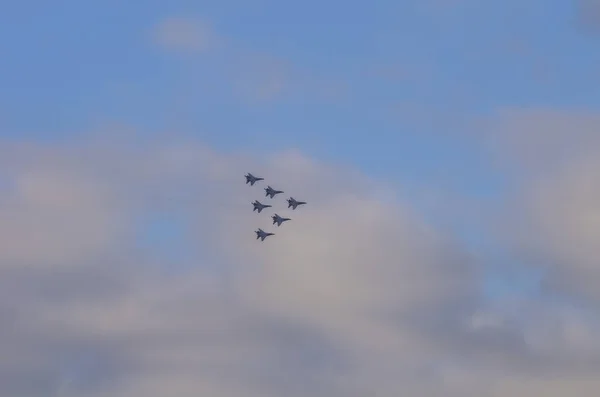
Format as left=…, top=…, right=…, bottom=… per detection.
left=1, top=0, right=600, bottom=395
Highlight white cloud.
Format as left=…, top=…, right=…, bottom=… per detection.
left=510, top=150, right=600, bottom=301
left=477, top=108, right=600, bottom=303
left=1, top=134, right=599, bottom=396
left=0, top=156, right=127, bottom=267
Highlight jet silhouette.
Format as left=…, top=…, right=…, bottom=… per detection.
left=264, top=185, right=284, bottom=199
left=272, top=213, right=291, bottom=227
left=255, top=228, right=274, bottom=241
left=252, top=200, right=272, bottom=213
left=245, top=173, right=264, bottom=186
left=287, top=197, right=307, bottom=210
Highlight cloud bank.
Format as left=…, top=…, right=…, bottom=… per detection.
left=2, top=108, right=600, bottom=396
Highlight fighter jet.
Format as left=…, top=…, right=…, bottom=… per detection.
left=252, top=200, right=272, bottom=213
left=287, top=197, right=307, bottom=210
left=264, top=185, right=284, bottom=199
left=245, top=173, right=264, bottom=186
left=255, top=228, right=274, bottom=241
left=272, top=213, right=291, bottom=227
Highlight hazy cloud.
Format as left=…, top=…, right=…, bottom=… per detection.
left=228, top=53, right=290, bottom=102
left=151, top=16, right=347, bottom=104
left=153, top=17, right=221, bottom=53
left=468, top=107, right=600, bottom=175
left=576, top=0, right=600, bottom=31
left=476, top=107, right=600, bottom=303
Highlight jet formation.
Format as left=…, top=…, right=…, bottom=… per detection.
left=244, top=173, right=306, bottom=241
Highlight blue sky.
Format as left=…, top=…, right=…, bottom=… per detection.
left=1, top=0, right=597, bottom=199
left=2, top=1, right=600, bottom=395
left=1, top=0, right=596, bottom=292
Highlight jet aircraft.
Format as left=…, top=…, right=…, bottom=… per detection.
left=255, top=228, right=274, bottom=241
left=272, top=213, right=291, bottom=227
left=287, top=197, right=307, bottom=210
left=252, top=200, right=272, bottom=213
left=245, top=173, right=264, bottom=186
left=264, top=185, right=284, bottom=199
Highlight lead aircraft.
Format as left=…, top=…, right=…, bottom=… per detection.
left=265, top=185, right=284, bottom=199
left=286, top=197, right=307, bottom=210
left=245, top=173, right=264, bottom=186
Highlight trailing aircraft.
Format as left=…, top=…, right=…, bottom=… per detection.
left=255, top=228, right=274, bottom=241
left=252, top=200, right=272, bottom=213
left=245, top=173, right=264, bottom=186
left=264, top=185, right=284, bottom=199
left=272, top=213, right=291, bottom=227
left=286, top=197, right=307, bottom=210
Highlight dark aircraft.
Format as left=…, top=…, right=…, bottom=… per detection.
left=287, top=197, right=307, bottom=210
left=252, top=200, right=272, bottom=213
left=245, top=173, right=264, bottom=186
left=264, top=185, right=284, bottom=199
left=255, top=228, right=274, bottom=241
left=272, top=213, right=291, bottom=227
